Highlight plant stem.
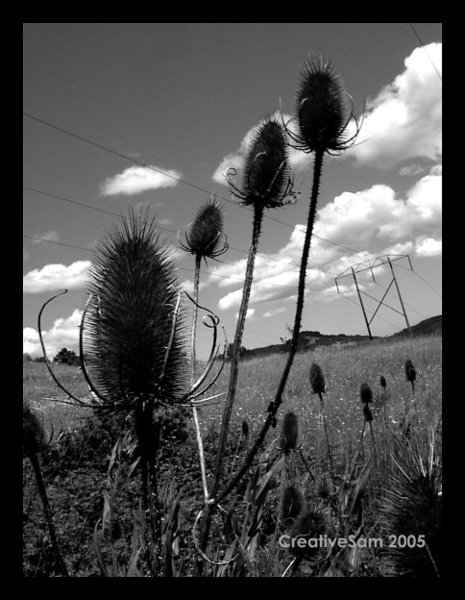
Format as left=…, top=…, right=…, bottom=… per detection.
left=29, top=451, right=69, bottom=577
left=319, top=392, right=335, bottom=480
left=212, top=203, right=264, bottom=495
left=214, top=150, right=324, bottom=506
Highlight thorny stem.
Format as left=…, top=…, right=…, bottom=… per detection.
left=29, top=451, right=69, bottom=577
left=319, top=392, right=335, bottom=480
left=368, top=420, right=378, bottom=467
left=214, top=150, right=325, bottom=506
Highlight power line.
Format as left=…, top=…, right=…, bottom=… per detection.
left=23, top=111, right=366, bottom=256
left=395, top=262, right=442, bottom=298
left=407, top=23, right=442, bottom=81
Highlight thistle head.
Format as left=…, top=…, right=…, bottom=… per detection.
left=179, top=196, right=228, bottom=260
left=360, top=382, right=373, bottom=405
left=405, top=359, right=416, bottom=383
left=23, top=402, right=46, bottom=457
left=85, top=211, right=189, bottom=412
left=241, top=418, right=249, bottom=439
left=280, top=485, right=305, bottom=526
left=363, top=404, right=374, bottom=423
left=291, top=55, right=359, bottom=155
left=309, top=362, right=325, bottom=395
left=280, top=411, right=299, bottom=454
left=225, top=114, right=296, bottom=209
left=289, top=508, right=328, bottom=559
left=380, top=375, right=387, bottom=389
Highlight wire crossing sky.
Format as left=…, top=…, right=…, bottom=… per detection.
left=23, top=23, right=442, bottom=359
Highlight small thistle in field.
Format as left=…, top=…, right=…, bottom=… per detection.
left=405, top=359, right=417, bottom=392
left=309, top=362, right=325, bottom=397
left=360, top=382, right=373, bottom=405
left=280, top=485, right=305, bottom=526
left=288, top=508, right=329, bottom=561
left=280, top=411, right=299, bottom=455
left=363, top=404, right=373, bottom=423
left=380, top=375, right=387, bottom=390
left=241, top=418, right=249, bottom=440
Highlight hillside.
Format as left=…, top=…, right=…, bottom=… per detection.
left=239, top=315, right=442, bottom=360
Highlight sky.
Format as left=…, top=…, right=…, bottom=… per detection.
left=23, top=23, right=442, bottom=361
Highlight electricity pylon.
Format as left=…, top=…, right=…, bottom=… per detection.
left=334, top=254, right=413, bottom=339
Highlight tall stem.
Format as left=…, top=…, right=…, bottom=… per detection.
left=212, top=203, right=264, bottom=494
left=29, top=452, right=69, bottom=577
left=215, top=150, right=324, bottom=506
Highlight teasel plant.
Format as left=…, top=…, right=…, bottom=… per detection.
left=179, top=197, right=228, bottom=502
left=203, top=57, right=361, bottom=524
left=309, top=362, right=335, bottom=480
left=23, top=402, right=69, bottom=577
left=37, top=210, right=227, bottom=562
left=360, top=382, right=377, bottom=467
left=212, top=115, right=296, bottom=491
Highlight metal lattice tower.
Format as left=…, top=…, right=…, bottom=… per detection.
left=334, top=254, right=413, bottom=339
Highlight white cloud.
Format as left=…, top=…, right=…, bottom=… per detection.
left=349, top=43, right=441, bottom=169
left=23, top=260, right=91, bottom=293
left=415, top=236, right=442, bottom=257
left=23, top=248, right=30, bottom=262
left=100, top=165, right=182, bottom=196
left=23, top=309, right=82, bottom=359
left=263, top=306, right=286, bottom=318
left=234, top=308, right=255, bottom=320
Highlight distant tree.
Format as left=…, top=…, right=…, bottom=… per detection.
left=23, top=353, right=32, bottom=362
left=33, top=356, right=46, bottom=363
left=53, top=347, right=80, bottom=366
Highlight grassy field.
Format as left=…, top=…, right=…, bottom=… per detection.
left=23, top=333, right=442, bottom=577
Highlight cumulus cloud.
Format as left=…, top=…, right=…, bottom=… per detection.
left=23, top=309, right=82, bottom=358
left=100, top=165, right=182, bottom=196
left=262, top=306, right=286, bottom=318
left=415, top=236, right=442, bottom=257
left=349, top=43, right=442, bottom=169
left=212, top=113, right=310, bottom=185
left=23, top=260, right=91, bottom=293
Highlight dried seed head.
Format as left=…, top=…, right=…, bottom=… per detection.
left=280, top=411, right=299, bottom=454
left=360, top=382, right=373, bottom=405
left=241, top=418, right=249, bottom=439
left=380, top=375, right=387, bottom=389
left=280, top=485, right=305, bottom=525
left=180, top=197, right=228, bottom=260
left=405, top=359, right=416, bottom=383
left=309, top=362, right=325, bottom=395
left=85, top=211, right=189, bottom=411
left=289, top=508, right=328, bottom=558
left=23, top=402, right=46, bottom=456
left=293, top=56, right=359, bottom=155
left=363, top=404, right=374, bottom=423
left=225, top=115, right=295, bottom=210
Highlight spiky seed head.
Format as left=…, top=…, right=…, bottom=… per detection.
left=85, top=211, right=188, bottom=411
left=295, top=56, right=355, bottom=154
left=180, top=197, right=227, bottom=259
left=239, top=115, right=293, bottom=209
left=380, top=375, right=387, bottom=389
left=405, top=359, right=416, bottom=383
left=289, top=508, right=328, bottom=559
left=23, top=402, right=46, bottom=456
left=363, top=404, right=374, bottom=423
left=280, top=411, right=299, bottom=454
left=360, top=382, right=373, bottom=405
left=309, top=362, right=325, bottom=395
left=280, top=485, right=305, bottom=525
left=241, top=418, right=249, bottom=439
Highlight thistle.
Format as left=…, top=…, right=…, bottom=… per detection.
left=360, top=382, right=373, bottom=405
left=362, top=396, right=377, bottom=466
left=280, top=411, right=299, bottom=455
left=405, top=359, right=417, bottom=392
left=85, top=210, right=189, bottom=519
left=380, top=375, right=387, bottom=390
left=213, top=115, right=295, bottom=491
left=23, top=403, right=68, bottom=577
left=309, top=363, right=334, bottom=480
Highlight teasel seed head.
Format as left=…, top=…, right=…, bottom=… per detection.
left=289, top=508, right=328, bottom=559
left=405, top=359, right=416, bottom=390
left=309, top=362, right=325, bottom=396
left=360, top=382, right=373, bottom=405
left=291, top=55, right=360, bottom=155
left=280, top=411, right=299, bottom=454
left=23, top=402, right=46, bottom=457
left=241, top=418, right=249, bottom=439
left=380, top=375, right=387, bottom=389
left=280, top=485, right=305, bottom=526
left=224, top=114, right=296, bottom=210
left=179, top=196, right=228, bottom=261
left=85, top=210, right=189, bottom=412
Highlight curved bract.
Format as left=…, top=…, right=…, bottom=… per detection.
left=179, top=196, right=228, bottom=260
left=85, top=210, right=189, bottom=412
